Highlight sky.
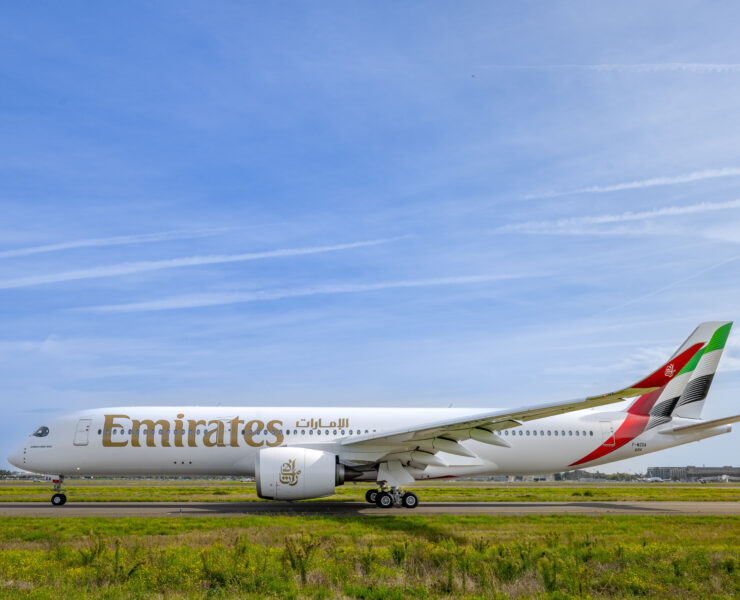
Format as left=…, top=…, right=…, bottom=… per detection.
left=1, top=1, right=739, bottom=473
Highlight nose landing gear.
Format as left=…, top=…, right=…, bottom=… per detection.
left=50, top=476, right=66, bottom=506
left=366, top=486, right=418, bottom=509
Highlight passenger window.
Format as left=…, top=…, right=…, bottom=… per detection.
left=589, top=431, right=593, bottom=436
left=575, top=430, right=580, bottom=436
left=98, top=429, right=102, bottom=435
left=540, top=430, right=544, bottom=436
left=504, top=430, right=509, bottom=436
left=547, top=431, right=551, bottom=436
left=568, top=431, right=572, bottom=436
left=561, top=431, right=565, bottom=436
left=526, top=430, right=530, bottom=436
left=518, top=430, right=523, bottom=436
left=533, top=430, right=537, bottom=436
left=554, top=430, right=558, bottom=436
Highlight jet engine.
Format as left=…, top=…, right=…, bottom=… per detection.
left=255, top=447, right=345, bottom=500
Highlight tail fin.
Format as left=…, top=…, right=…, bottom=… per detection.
left=672, top=321, right=732, bottom=418
left=627, top=321, right=732, bottom=425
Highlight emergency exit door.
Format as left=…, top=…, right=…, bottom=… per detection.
left=599, top=420, right=616, bottom=447
left=73, top=419, right=92, bottom=446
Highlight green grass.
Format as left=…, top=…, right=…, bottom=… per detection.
left=1, top=480, right=738, bottom=502
left=0, top=515, right=736, bottom=598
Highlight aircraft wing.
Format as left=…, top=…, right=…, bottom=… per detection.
left=340, top=329, right=707, bottom=458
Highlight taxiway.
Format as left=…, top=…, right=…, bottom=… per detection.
left=0, top=500, right=738, bottom=517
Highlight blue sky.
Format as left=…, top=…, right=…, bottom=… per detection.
left=1, top=2, right=739, bottom=472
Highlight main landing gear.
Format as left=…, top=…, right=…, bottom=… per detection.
left=365, top=486, right=418, bottom=509
left=50, top=476, right=66, bottom=506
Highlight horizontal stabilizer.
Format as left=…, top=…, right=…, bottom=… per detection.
left=658, top=414, right=740, bottom=435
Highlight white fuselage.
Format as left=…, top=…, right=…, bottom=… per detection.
left=8, top=406, right=727, bottom=480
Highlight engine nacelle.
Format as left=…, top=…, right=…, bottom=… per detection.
left=255, top=447, right=345, bottom=500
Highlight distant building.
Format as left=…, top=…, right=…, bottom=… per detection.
left=646, top=465, right=740, bottom=481
left=646, top=466, right=687, bottom=481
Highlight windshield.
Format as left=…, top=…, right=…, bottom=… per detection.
left=32, top=426, right=49, bottom=437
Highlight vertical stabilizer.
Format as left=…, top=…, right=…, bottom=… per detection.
left=625, top=321, right=732, bottom=427
left=673, top=322, right=732, bottom=419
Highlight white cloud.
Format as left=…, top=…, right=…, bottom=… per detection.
left=498, top=199, right=740, bottom=234
left=0, top=228, right=229, bottom=259
left=527, top=167, right=740, bottom=199
left=87, top=274, right=533, bottom=312
left=0, top=238, right=398, bottom=290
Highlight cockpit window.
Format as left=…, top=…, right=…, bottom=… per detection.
left=32, top=426, right=49, bottom=437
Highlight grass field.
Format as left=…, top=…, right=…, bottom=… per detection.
left=1, top=480, right=739, bottom=503
left=0, top=514, right=736, bottom=598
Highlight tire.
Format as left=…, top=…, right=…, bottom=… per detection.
left=51, top=493, right=66, bottom=506
left=401, top=492, right=418, bottom=509
left=375, top=491, right=393, bottom=508
left=365, top=489, right=378, bottom=504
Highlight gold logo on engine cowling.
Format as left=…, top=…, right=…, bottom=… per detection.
left=279, top=458, right=301, bottom=486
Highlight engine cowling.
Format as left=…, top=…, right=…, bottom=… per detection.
left=255, top=447, right=345, bottom=500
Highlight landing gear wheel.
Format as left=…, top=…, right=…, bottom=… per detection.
left=375, top=491, right=394, bottom=508
left=365, top=489, right=378, bottom=504
left=51, top=493, right=66, bottom=506
left=401, top=492, right=418, bottom=509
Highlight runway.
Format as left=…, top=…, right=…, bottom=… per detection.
left=1, top=500, right=738, bottom=517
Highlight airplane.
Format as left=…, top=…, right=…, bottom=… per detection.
left=8, top=321, right=740, bottom=508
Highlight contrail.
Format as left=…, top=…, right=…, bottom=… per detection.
left=87, top=274, right=532, bottom=312
left=0, top=238, right=399, bottom=290
left=600, top=254, right=740, bottom=315
left=498, top=199, right=740, bottom=234
left=0, top=228, right=229, bottom=259
left=481, top=63, right=740, bottom=73
left=526, top=167, right=740, bottom=200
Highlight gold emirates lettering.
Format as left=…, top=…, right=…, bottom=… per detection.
left=102, top=414, right=285, bottom=448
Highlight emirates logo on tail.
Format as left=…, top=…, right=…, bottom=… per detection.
left=664, top=363, right=675, bottom=377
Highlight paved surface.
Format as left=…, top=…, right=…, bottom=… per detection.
left=0, top=501, right=738, bottom=517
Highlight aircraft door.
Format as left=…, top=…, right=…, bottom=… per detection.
left=73, top=419, right=92, bottom=446
left=599, top=421, right=616, bottom=447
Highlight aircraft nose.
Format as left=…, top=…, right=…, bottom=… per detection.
left=7, top=445, right=24, bottom=469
